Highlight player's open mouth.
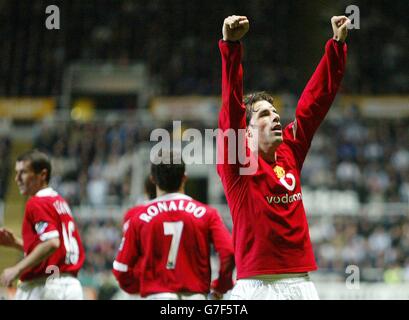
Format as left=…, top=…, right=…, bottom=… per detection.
left=272, top=124, right=282, bottom=133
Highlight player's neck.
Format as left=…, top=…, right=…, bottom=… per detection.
left=29, top=184, right=49, bottom=196
left=250, top=139, right=278, bottom=164
left=156, top=187, right=185, bottom=198
left=259, top=149, right=277, bottom=164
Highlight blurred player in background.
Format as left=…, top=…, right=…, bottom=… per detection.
left=217, top=15, right=350, bottom=299
left=113, top=150, right=235, bottom=299
left=0, top=150, right=85, bottom=299
left=115, top=176, right=156, bottom=300
left=122, top=175, right=157, bottom=229
left=122, top=176, right=157, bottom=228
left=143, top=175, right=157, bottom=201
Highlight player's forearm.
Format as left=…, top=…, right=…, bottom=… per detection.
left=112, top=269, right=140, bottom=294
left=12, top=237, right=24, bottom=251
left=212, top=226, right=235, bottom=293
left=298, top=39, right=347, bottom=110
left=118, top=279, right=139, bottom=294
left=14, top=239, right=59, bottom=275
left=319, top=38, right=347, bottom=95
left=215, top=254, right=235, bottom=293
left=219, top=40, right=246, bottom=131
left=295, top=38, right=347, bottom=138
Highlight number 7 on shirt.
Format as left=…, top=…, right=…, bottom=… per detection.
left=163, top=221, right=184, bottom=269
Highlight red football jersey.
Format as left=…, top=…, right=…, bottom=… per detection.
left=20, top=187, right=85, bottom=281
left=113, top=193, right=234, bottom=297
left=217, top=39, right=347, bottom=279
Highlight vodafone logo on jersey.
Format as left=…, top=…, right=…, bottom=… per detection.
left=280, top=173, right=296, bottom=191
left=265, top=192, right=302, bottom=205
left=267, top=165, right=300, bottom=205
left=273, top=166, right=296, bottom=191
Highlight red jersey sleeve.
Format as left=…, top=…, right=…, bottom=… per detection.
left=218, top=40, right=245, bottom=131
left=217, top=40, right=247, bottom=175
left=208, top=209, right=235, bottom=293
left=112, top=217, right=140, bottom=294
left=122, top=208, right=136, bottom=226
left=26, top=198, right=59, bottom=242
left=285, top=39, right=347, bottom=168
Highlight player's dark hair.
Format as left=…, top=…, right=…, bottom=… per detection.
left=144, top=175, right=157, bottom=200
left=151, top=150, right=185, bottom=193
left=244, top=91, right=275, bottom=126
left=16, top=149, right=52, bottom=183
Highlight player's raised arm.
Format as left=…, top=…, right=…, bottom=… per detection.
left=289, top=16, right=350, bottom=166
left=218, top=15, right=249, bottom=131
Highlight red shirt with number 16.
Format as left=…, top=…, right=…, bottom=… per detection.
left=20, top=187, right=85, bottom=281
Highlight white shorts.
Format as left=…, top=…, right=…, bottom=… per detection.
left=229, top=274, right=319, bottom=300
left=145, top=292, right=207, bottom=300
left=15, top=274, right=83, bottom=300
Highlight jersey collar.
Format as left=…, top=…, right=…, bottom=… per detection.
left=35, top=187, right=58, bottom=197
left=149, top=192, right=192, bottom=203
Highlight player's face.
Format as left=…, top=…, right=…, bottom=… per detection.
left=15, top=160, right=45, bottom=196
left=248, top=100, right=283, bottom=152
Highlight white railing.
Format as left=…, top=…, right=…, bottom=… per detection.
left=73, top=204, right=129, bottom=221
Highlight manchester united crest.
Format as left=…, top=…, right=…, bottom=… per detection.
left=273, top=165, right=285, bottom=179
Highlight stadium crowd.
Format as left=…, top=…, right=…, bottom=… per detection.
left=76, top=217, right=122, bottom=298
left=302, top=111, right=409, bottom=204
left=312, top=215, right=409, bottom=283
left=0, top=1, right=407, bottom=97
left=32, top=120, right=151, bottom=207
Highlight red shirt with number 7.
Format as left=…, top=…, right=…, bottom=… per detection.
left=113, top=193, right=235, bottom=297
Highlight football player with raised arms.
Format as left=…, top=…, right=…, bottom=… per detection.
left=217, top=14, right=350, bottom=299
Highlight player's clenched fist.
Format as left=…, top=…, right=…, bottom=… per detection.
left=331, top=16, right=351, bottom=42
left=222, top=15, right=249, bottom=42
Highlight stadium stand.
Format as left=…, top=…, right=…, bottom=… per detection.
left=0, top=1, right=407, bottom=97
